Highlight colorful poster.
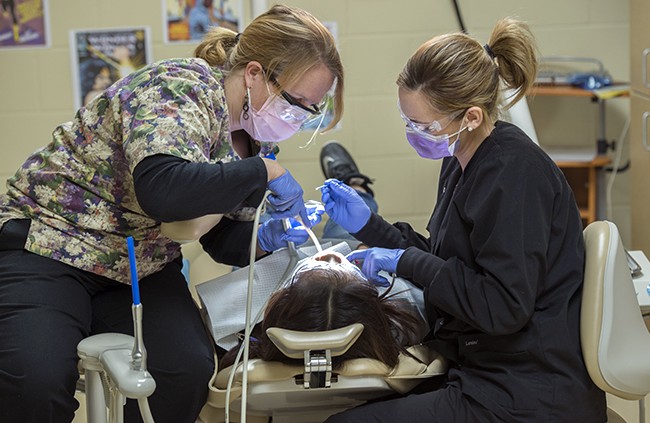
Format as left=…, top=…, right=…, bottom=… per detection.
left=164, top=0, right=243, bottom=43
left=0, top=0, right=49, bottom=48
left=70, top=27, right=151, bottom=109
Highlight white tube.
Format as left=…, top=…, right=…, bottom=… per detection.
left=138, top=398, right=156, bottom=423
left=305, top=226, right=322, bottom=253
left=504, top=88, right=539, bottom=145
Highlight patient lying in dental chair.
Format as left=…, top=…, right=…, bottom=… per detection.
left=196, top=241, right=427, bottom=353
left=196, top=244, right=446, bottom=423
left=219, top=250, right=425, bottom=369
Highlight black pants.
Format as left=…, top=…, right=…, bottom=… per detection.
left=0, top=222, right=215, bottom=423
left=324, top=384, right=500, bottom=423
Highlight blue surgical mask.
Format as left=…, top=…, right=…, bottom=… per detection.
left=405, top=125, right=466, bottom=160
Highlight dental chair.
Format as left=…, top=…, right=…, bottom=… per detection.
left=198, top=323, right=446, bottom=423
left=581, top=220, right=650, bottom=423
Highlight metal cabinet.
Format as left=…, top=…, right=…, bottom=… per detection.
left=630, top=0, right=650, bottom=253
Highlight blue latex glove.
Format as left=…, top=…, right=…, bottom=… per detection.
left=267, top=171, right=311, bottom=227
left=346, top=248, right=405, bottom=287
left=257, top=218, right=309, bottom=252
left=304, top=201, right=325, bottom=227
left=319, top=179, right=371, bottom=233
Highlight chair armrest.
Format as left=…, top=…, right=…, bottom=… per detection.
left=160, top=214, right=223, bottom=243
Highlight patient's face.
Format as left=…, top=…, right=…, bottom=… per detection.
left=290, top=251, right=367, bottom=283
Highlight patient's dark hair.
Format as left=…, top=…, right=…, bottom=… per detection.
left=221, top=267, right=421, bottom=369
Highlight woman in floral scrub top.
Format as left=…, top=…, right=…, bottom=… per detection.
left=0, top=5, right=343, bottom=423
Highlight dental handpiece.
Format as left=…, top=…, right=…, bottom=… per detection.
left=127, top=236, right=147, bottom=372
left=131, top=303, right=146, bottom=371
left=282, top=218, right=298, bottom=256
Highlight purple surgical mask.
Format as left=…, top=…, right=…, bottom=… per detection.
left=240, top=86, right=306, bottom=142
left=398, top=100, right=467, bottom=160
left=405, top=126, right=466, bottom=160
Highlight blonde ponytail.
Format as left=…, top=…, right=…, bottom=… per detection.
left=397, top=17, right=538, bottom=122
left=488, top=18, right=538, bottom=108
left=194, top=27, right=238, bottom=68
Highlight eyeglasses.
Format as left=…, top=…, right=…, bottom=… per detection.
left=397, top=100, right=462, bottom=134
left=268, top=74, right=323, bottom=116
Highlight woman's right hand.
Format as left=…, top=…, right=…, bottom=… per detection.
left=319, top=178, right=371, bottom=233
left=266, top=169, right=310, bottom=226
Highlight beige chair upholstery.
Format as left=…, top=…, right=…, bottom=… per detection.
left=266, top=324, right=364, bottom=359
left=582, top=220, right=650, bottom=423
left=199, top=324, right=446, bottom=423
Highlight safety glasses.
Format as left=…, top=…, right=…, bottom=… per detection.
left=279, top=90, right=321, bottom=115
left=267, top=73, right=324, bottom=118
left=397, top=100, right=463, bottom=138
left=289, top=253, right=368, bottom=286
left=264, top=93, right=313, bottom=125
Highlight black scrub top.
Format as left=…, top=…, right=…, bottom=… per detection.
left=355, top=121, right=606, bottom=422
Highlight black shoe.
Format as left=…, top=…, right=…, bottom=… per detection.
left=320, top=141, right=374, bottom=196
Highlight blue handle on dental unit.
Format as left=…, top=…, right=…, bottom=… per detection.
left=127, top=236, right=140, bottom=305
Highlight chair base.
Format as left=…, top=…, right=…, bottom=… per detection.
left=607, top=407, right=627, bottom=423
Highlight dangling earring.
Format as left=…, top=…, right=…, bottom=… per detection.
left=242, top=88, right=250, bottom=120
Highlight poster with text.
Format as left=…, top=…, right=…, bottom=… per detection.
left=0, top=0, right=49, bottom=48
left=164, top=0, right=243, bottom=43
left=70, top=27, right=151, bottom=110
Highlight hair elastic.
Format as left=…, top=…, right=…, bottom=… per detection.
left=483, top=44, right=496, bottom=60
left=235, top=33, right=241, bottom=43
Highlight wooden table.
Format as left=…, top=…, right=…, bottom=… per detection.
left=551, top=155, right=612, bottom=225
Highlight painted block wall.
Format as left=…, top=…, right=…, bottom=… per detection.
left=0, top=2, right=641, bottom=422
left=0, top=0, right=631, bottom=240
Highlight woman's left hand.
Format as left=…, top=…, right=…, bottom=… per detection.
left=346, top=247, right=405, bottom=287
left=320, top=179, right=371, bottom=233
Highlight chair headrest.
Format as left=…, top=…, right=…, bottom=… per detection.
left=266, top=323, right=364, bottom=359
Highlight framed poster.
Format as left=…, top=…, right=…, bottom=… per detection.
left=164, top=0, right=243, bottom=44
left=70, top=27, right=151, bottom=110
left=0, top=0, right=49, bottom=48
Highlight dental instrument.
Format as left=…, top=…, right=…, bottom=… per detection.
left=303, top=199, right=325, bottom=253
left=127, top=237, right=146, bottom=373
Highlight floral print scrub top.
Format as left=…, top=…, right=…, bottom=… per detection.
left=0, top=58, right=275, bottom=284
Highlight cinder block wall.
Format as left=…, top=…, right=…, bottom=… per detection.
left=0, top=0, right=631, bottom=240
left=2, top=3, right=641, bottom=422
